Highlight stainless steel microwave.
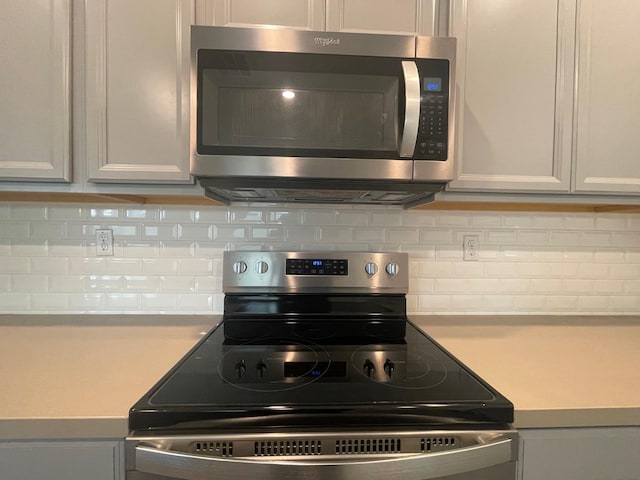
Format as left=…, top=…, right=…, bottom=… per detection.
left=190, top=26, right=456, bottom=207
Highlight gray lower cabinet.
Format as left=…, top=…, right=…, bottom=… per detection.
left=0, top=440, right=124, bottom=480
left=519, top=427, right=640, bottom=480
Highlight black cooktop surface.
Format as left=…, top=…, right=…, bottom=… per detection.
left=129, top=318, right=513, bottom=433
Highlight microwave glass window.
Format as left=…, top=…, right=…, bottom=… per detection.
left=200, top=65, right=399, bottom=154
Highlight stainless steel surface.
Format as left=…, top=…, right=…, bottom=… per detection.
left=189, top=26, right=457, bottom=207
left=400, top=61, right=421, bottom=158
left=127, top=430, right=517, bottom=480
left=222, top=251, right=408, bottom=294
left=191, top=25, right=417, bottom=58
left=190, top=156, right=414, bottom=181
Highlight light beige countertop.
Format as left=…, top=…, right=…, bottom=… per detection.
left=1, top=314, right=639, bottom=440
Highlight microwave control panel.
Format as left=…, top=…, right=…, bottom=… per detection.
left=415, top=59, right=450, bottom=160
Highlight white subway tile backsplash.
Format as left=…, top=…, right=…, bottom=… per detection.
left=451, top=295, right=483, bottom=311
left=142, top=259, right=179, bottom=275
left=419, top=229, right=453, bottom=245
left=267, top=210, right=303, bottom=225
left=11, top=205, right=47, bottom=220
left=160, top=276, right=195, bottom=292
left=12, top=242, right=48, bottom=257
left=612, top=232, right=640, bottom=248
left=595, top=215, right=628, bottom=231
left=30, top=222, right=66, bottom=240
left=581, top=232, right=612, bottom=247
left=0, top=205, right=12, bottom=219
left=177, top=259, right=213, bottom=275
left=302, top=210, right=336, bottom=225
left=124, top=275, right=161, bottom=292
left=466, top=278, right=500, bottom=293
left=86, top=275, right=124, bottom=291
left=286, top=226, right=319, bottom=242
left=11, top=275, right=47, bottom=292
left=30, top=293, right=68, bottom=311
left=1, top=257, right=30, bottom=274
left=89, top=208, right=121, bottom=219
left=0, top=221, right=29, bottom=239
left=68, top=257, right=106, bottom=274
left=105, top=258, right=142, bottom=275
left=30, top=257, right=69, bottom=275
left=104, top=293, right=140, bottom=310
left=434, top=279, right=468, bottom=293
left=533, top=215, right=565, bottom=229
left=1, top=203, right=640, bottom=315
left=0, top=293, right=29, bottom=310
left=336, top=211, right=369, bottom=226
left=564, top=215, right=596, bottom=230
left=578, top=295, right=609, bottom=312
left=517, top=230, right=549, bottom=245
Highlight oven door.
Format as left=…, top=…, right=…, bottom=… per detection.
left=126, top=430, right=517, bottom=480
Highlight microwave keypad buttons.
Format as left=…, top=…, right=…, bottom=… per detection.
left=417, top=93, right=447, bottom=159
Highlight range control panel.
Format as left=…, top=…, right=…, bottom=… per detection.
left=223, top=251, right=408, bottom=293
left=285, top=258, right=348, bottom=276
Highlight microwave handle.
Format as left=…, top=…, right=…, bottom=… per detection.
left=399, top=61, right=421, bottom=158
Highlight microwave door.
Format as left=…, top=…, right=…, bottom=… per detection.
left=399, top=61, right=420, bottom=158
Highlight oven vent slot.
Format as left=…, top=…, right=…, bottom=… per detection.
left=335, top=438, right=402, bottom=454
left=254, top=440, right=322, bottom=456
left=193, top=441, right=234, bottom=457
left=421, top=437, right=458, bottom=453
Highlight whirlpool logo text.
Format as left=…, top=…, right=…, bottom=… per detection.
left=314, top=37, right=341, bottom=47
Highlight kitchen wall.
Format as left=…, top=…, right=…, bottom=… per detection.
left=1, top=202, right=640, bottom=315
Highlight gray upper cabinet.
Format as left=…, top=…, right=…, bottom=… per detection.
left=447, top=0, right=576, bottom=193
left=326, top=0, right=440, bottom=36
left=195, top=0, right=326, bottom=30
left=573, top=0, right=640, bottom=195
left=0, top=0, right=71, bottom=182
left=85, top=0, right=193, bottom=184
left=195, top=0, right=439, bottom=35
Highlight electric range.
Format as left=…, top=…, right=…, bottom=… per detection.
left=126, top=251, right=517, bottom=480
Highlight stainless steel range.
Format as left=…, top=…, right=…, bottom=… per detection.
left=126, top=252, right=517, bottom=480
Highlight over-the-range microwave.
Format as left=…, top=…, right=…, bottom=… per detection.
left=190, top=26, right=456, bottom=208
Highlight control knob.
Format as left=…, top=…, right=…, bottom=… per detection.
left=232, top=260, right=248, bottom=274
left=363, top=360, right=376, bottom=378
left=384, top=359, right=395, bottom=378
left=234, top=360, right=246, bottom=379
left=255, top=260, right=269, bottom=274
left=256, top=361, right=267, bottom=379
left=385, top=262, right=399, bottom=276
left=364, top=262, right=378, bottom=276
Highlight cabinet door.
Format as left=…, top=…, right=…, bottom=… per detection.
left=195, top=0, right=325, bottom=30
left=520, top=427, right=640, bottom=480
left=573, top=0, right=640, bottom=194
left=85, top=0, right=193, bottom=183
left=447, top=0, right=575, bottom=193
left=0, top=440, right=123, bottom=480
left=326, top=0, right=439, bottom=36
left=0, top=0, right=71, bottom=182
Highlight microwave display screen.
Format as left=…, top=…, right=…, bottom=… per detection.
left=424, top=77, right=442, bottom=91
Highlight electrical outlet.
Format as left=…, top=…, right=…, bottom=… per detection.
left=96, top=229, right=114, bottom=256
left=463, top=235, right=479, bottom=261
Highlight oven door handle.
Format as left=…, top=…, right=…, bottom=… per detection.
left=134, top=437, right=514, bottom=480
left=399, top=60, right=420, bottom=158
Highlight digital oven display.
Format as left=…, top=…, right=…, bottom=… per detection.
left=285, top=258, right=348, bottom=275
left=423, top=77, right=442, bottom=91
